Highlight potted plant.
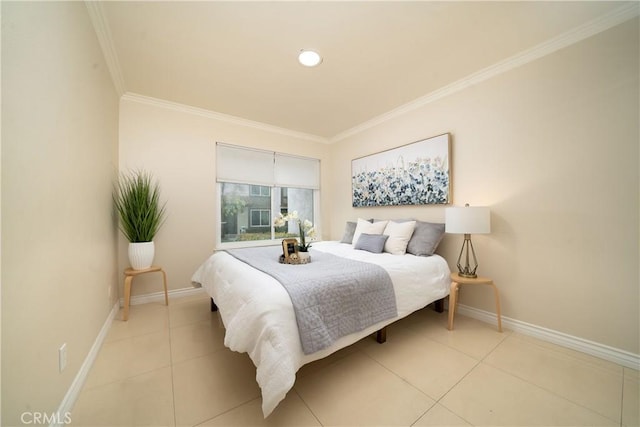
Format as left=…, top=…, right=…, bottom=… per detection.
left=274, top=211, right=316, bottom=261
left=113, top=170, right=167, bottom=270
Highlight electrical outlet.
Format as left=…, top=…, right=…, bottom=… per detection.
left=59, top=343, right=67, bottom=372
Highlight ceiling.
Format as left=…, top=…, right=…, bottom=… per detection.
left=96, top=1, right=632, bottom=142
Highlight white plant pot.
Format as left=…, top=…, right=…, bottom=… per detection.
left=128, top=241, right=155, bottom=270
left=298, top=251, right=311, bottom=263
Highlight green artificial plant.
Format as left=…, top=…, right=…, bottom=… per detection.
left=113, top=170, right=167, bottom=243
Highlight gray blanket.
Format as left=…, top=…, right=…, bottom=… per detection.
left=225, top=246, right=397, bottom=354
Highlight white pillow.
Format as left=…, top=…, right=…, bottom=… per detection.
left=351, top=218, right=388, bottom=245
left=383, top=220, right=416, bottom=255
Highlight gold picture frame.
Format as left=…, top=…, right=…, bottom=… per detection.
left=281, top=238, right=298, bottom=261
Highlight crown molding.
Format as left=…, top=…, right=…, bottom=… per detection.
left=121, top=93, right=330, bottom=144
left=85, top=1, right=126, bottom=97
left=86, top=0, right=327, bottom=143
left=330, top=2, right=640, bottom=144
left=86, top=1, right=638, bottom=145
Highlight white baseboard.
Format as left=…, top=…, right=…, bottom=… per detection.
left=51, top=286, right=205, bottom=427
left=124, top=290, right=638, bottom=369
left=53, top=289, right=636, bottom=427
left=456, top=303, right=640, bottom=370
left=119, top=285, right=205, bottom=307
left=51, top=301, right=120, bottom=427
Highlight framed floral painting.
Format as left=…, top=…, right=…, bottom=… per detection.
left=351, top=133, right=450, bottom=207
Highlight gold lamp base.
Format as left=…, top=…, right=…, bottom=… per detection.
left=456, top=233, right=479, bottom=278
left=457, top=270, right=478, bottom=279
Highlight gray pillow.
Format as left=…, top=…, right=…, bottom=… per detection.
left=340, top=221, right=357, bottom=243
left=406, top=221, right=445, bottom=256
left=354, top=233, right=389, bottom=253
left=341, top=220, right=373, bottom=243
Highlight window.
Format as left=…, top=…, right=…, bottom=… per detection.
left=216, top=143, right=320, bottom=247
left=250, top=209, right=271, bottom=227
left=250, top=185, right=270, bottom=197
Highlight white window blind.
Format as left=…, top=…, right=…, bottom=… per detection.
left=274, top=154, right=320, bottom=189
left=217, top=143, right=320, bottom=189
left=216, top=144, right=274, bottom=186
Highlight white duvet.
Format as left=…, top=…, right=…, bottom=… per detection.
left=191, top=241, right=450, bottom=417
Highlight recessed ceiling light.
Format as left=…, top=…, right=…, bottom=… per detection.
left=298, top=49, right=322, bottom=67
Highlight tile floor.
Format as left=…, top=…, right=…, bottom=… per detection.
left=70, top=292, right=639, bottom=426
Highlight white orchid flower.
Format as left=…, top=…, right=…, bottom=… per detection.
left=307, top=227, right=317, bottom=239
left=273, top=213, right=286, bottom=227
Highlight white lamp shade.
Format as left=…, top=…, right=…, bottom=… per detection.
left=445, top=206, right=491, bottom=234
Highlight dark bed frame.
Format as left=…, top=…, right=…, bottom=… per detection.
left=210, top=297, right=445, bottom=345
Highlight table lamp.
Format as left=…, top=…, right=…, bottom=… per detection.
left=445, top=204, right=491, bottom=278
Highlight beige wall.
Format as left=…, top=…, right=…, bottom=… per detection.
left=119, top=18, right=639, bottom=354
left=0, top=3, right=635, bottom=423
left=329, top=19, right=639, bottom=354
left=1, top=2, right=119, bottom=425
left=118, top=98, right=332, bottom=296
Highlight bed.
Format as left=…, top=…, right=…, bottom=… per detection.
left=191, top=224, right=451, bottom=417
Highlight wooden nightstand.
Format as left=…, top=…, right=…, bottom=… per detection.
left=448, top=272, right=502, bottom=332
left=123, top=266, right=168, bottom=321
